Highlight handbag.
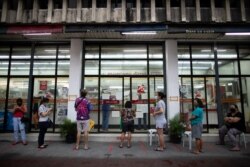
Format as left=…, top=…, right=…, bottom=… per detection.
left=47, top=118, right=54, bottom=128
left=21, top=116, right=29, bottom=123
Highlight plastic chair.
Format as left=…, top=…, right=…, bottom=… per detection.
left=182, top=131, right=192, bottom=150
left=148, top=129, right=157, bottom=146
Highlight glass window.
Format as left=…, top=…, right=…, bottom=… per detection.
left=97, top=0, right=107, bottom=8
left=10, top=61, right=30, bottom=75
left=0, top=0, right=2, bottom=9
left=101, top=45, right=147, bottom=59
left=9, top=0, right=18, bottom=10
left=58, top=61, right=70, bottom=75
left=171, top=0, right=180, bottom=7
left=85, top=60, right=99, bottom=75
left=218, top=60, right=238, bottom=75
left=141, top=0, right=150, bottom=8
left=215, top=0, right=224, bottom=8
left=111, top=0, right=121, bottom=8
left=11, top=47, right=31, bottom=59
left=24, top=0, right=33, bottom=10
left=0, top=61, right=9, bottom=75
left=58, top=46, right=70, bottom=59
left=127, top=0, right=136, bottom=8
left=33, top=61, right=56, bottom=75
left=149, top=45, right=163, bottom=59
left=230, top=0, right=240, bottom=8
left=82, top=0, right=92, bottom=8
left=192, top=61, right=215, bottom=75
left=246, top=0, right=250, bottom=8
left=34, top=46, right=57, bottom=59
left=101, top=60, right=147, bottom=75
left=217, top=45, right=237, bottom=59
left=85, top=45, right=99, bottom=59
left=178, top=60, right=191, bottom=75
left=0, top=78, right=7, bottom=130
left=54, top=0, right=62, bottom=9
left=39, top=0, right=48, bottom=9
left=186, top=0, right=195, bottom=7
left=239, top=46, right=250, bottom=59
left=178, top=45, right=190, bottom=59
left=0, top=46, right=10, bottom=59
left=241, top=77, right=250, bottom=133
left=156, top=0, right=165, bottom=7
left=200, top=0, right=210, bottom=7
left=68, top=0, right=77, bottom=8
left=192, top=45, right=214, bottom=59
left=240, top=61, right=250, bottom=75
left=149, top=61, right=163, bottom=75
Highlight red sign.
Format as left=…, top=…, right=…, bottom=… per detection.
left=103, top=100, right=120, bottom=104
left=7, top=25, right=63, bottom=34
left=40, top=81, right=47, bottom=90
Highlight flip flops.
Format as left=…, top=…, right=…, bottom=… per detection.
left=154, top=147, right=164, bottom=152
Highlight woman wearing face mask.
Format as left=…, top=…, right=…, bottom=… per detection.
left=38, top=97, right=52, bottom=149
left=152, top=92, right=167, bottom=151
left=216, top=104, right=246, bottom=151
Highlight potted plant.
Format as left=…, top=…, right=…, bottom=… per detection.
left=169, top=113, right=185, bottom=143
left=60, top=118, right=77, bottom=143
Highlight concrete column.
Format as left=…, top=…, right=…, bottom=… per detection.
left=151, top=0, right=156, bottom=22
left=92, top=0, right=96, bottom=22
left=240, top=0, right=246, bottom=21
left=76, top=0, right=82, bottom=22
left=47, top=0, right=53, bottom=23
left=136, top=0, right=141, bottom=22
left=32, top=0, right=38, bottom=22
left=1, top=0, right=8, bottom=22
left=181, top=0, right=186, bottom=22
left=211, top=0, right=216, bottom=21
left=196, top=0, right=201, bottom=21
left=225, top=0, right=231, bottom=22
left=62, top=0, right=67, bottom=22
left=121, top=0, right=126, bottom=22
left=166, top=0, right=171, bottom=21
left=67, top=39, right=83, bottom=121
left=16, top=0, right=24, bottom=22
left=165, top=40, right=179, bottom=120
left=107, top=0, right=111, bottom=21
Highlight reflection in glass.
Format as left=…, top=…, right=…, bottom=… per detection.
left=101, top=45, right=147, bottom=59
left=0, top=47, right=10, bottom=59
left=192, top=61, right=215, bottom=75
left=0, top=61, right=9, bottom=75
left=85, top=60, right=99, bottom=75
left=178, top=45, right=190, bottom=59
left=10, top=61, right=30, bottom=75
left=101, top=60, right=147, bottom=75
left=218, top=60, right=238, bottom=75
left=192, top=45, right=214, bottom=59
left=12, top=47, right=31, bottom=59
left=241, top=77, right=250, bottom=133
left=149, top=61, right=163, bottom=75
left=217, top=45, right=237, bottom=59
left=33, top=61, right=56, bottom=75
left=58, top=46, right=70, bottom=59
left=34, top=46, right=57, bottom=59
left=58, top=60, right=70, bottom=75
left=149, top=45, right=163, bottom=59
left=239, top=46, right=250, bottom=59
left=240, top=61, right=250, bottom=75
left=0, top=78, right=7, bottom=130
left=178, top=60, right=191, bottom=75
left=85, top=45, right=99, bottom=59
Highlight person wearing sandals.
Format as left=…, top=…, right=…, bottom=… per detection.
left=74, top=89, right=93, bottom=150
left=119, top=101, right=135, bottom=148
left=38, top=97, right=52, bottom=149
left=152, top=92, right=167, bottom=151
left=12, top=98, right=27, bottom=145
left=189, top=98, right=204, bottom=154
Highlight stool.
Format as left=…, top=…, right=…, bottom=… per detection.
left=148, top=129, right=157, bottom=146
left=182, top=131, right=192, bottom=150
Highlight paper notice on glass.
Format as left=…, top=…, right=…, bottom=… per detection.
left=111, top=111, right=120, bottom=117
left=136, top=104, right=148, bottom=113
left=136, top=111, right=143, bottom=118
left=102, top=93, right=110, bottom=100
left=116, top=91, right=123, bottom=100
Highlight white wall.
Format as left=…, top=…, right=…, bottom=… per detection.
left=67, top=39, right=82, bottom=121
left=165, top=40, right=180, bottom=120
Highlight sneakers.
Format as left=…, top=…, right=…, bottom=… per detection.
left=229, top=146, right=240, bottom=151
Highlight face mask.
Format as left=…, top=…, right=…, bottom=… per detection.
left=230, top=108, right=236, bottom=112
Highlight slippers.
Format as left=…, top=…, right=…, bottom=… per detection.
left=154, top=147, right=164, bottom=152
left=191, top=151, right=199, bottom=155
left=229, top=147, right=240, bottom=151
left=84, top=147, right=89, bottom=150
left=127, top=145, right=131, bottom=148
left=119, top=144, right=123, bottom=148
left=38, top=145, right=46, bottom=149
left=74, top=145, right=79, bottom=150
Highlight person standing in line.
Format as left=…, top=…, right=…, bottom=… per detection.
left=38, top=97, right=52, bottom=149
left=12, top=98, right=27, bottom=145
left=74, top=89, right=93, bottom=150
left=119, top=101, right=136, bottom=148
left=189, top=98, right=204, bottom=154
left=153, top=92, right=167, bottom=151
left=102, top=103, right=110, bottom=132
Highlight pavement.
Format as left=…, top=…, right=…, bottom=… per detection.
left=0, top=139, right=250, bottom=167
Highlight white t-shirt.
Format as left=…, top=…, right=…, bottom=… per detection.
left=39, top=104, right=49, bottom=122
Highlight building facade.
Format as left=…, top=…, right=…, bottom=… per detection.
left=0, top=0, right=250, bottom=134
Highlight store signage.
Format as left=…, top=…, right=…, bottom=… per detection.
left=103, top=100, right=120, bottom=104
left=132, top=100, right=148, bottom=104
left=39, top=81, right=47, bottom=90
left=6, top=25, right=63, bottom=34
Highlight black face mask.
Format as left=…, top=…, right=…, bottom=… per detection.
left=230, top=108, right=236, bottom=112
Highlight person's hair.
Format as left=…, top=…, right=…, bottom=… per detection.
left=125, top=101, right=132, bottom=108
left=16, top=98, right=23, bottom=106
left=194, top=98, right=204, bottom=108
left=80, top=89, right=88, bottom=98
left=157, top=92, right=166, bottom=99
left=231, top=104, right=239, bottom=110
left=40, top=97, right=49, bottom=105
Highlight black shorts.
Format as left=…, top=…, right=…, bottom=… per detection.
left=122, top=122, right=134, bottom=133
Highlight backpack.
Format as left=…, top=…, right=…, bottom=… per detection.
left=75, top=98, right=93, bottom=120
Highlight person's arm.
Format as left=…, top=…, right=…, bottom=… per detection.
left=39, top=106, right=52, bottom=117
left=153, top=107, right=164, bottom=116
left=227, top=116, right=241, bottom=123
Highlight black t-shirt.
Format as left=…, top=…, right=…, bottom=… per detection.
left=227, top=112, right=246, bottom=132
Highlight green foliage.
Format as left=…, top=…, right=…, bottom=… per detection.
left=169, top=114, right=185, bottom=137
left=59, top=118, right=77, bottom=138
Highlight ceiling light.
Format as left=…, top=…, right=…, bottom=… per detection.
left=225, top=32, right=250, bottom=36
left=23, top=33, right=52, bottom=36
left=121, top=31, right=157, bottom=35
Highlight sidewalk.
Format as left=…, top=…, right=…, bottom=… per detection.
left=0, top=140, right=249, bottom=167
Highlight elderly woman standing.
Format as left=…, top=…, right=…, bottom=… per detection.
left=153, top=92, right=167, bottom=151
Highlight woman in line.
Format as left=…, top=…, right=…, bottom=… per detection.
left=12, top=98, right=27, bottom=145
left=189, top=98, right=204, bottom=154
left=153, top=92, right=167, bottom=151
left=38, top=97, right=52, bottom=149
left=119, top=101, right=136, bottom=148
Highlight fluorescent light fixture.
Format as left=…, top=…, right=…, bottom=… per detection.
left=228, top=83, right=233, bottom=86
left=123, top=49, right=146, bottom=52
left=225, top=32, right=250, bottom=36
left=23, top=33, right=52, bottom=36
left=121, top=31, right=157, bottom=35
left=109, top=86, right=123, bottom=89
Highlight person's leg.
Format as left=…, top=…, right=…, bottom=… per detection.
left=127, top=132, right=132, bottom=147
left=18, top=119, right=27, bottom=144
left=143, top=113, right=147, bottom=130
left=83, top=130, right=89, bottom=149
left=75, top=121, right=81, bottom=149
left=156, top=128, right=164, bottom=150
left=194, top=139, right=201, bottom=154
left=218, top=125, right=228, bottom=144
left=228, top=128, right=241, bottom=151
left=13, top=117, right=19, bottom=144
left=102, top=111, right=107, bottom=130
left=38, top=122, right=47, bottom=147
left=199, top=139, right=203, bottom=152
left=120, top=132, right=125, bottom=147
